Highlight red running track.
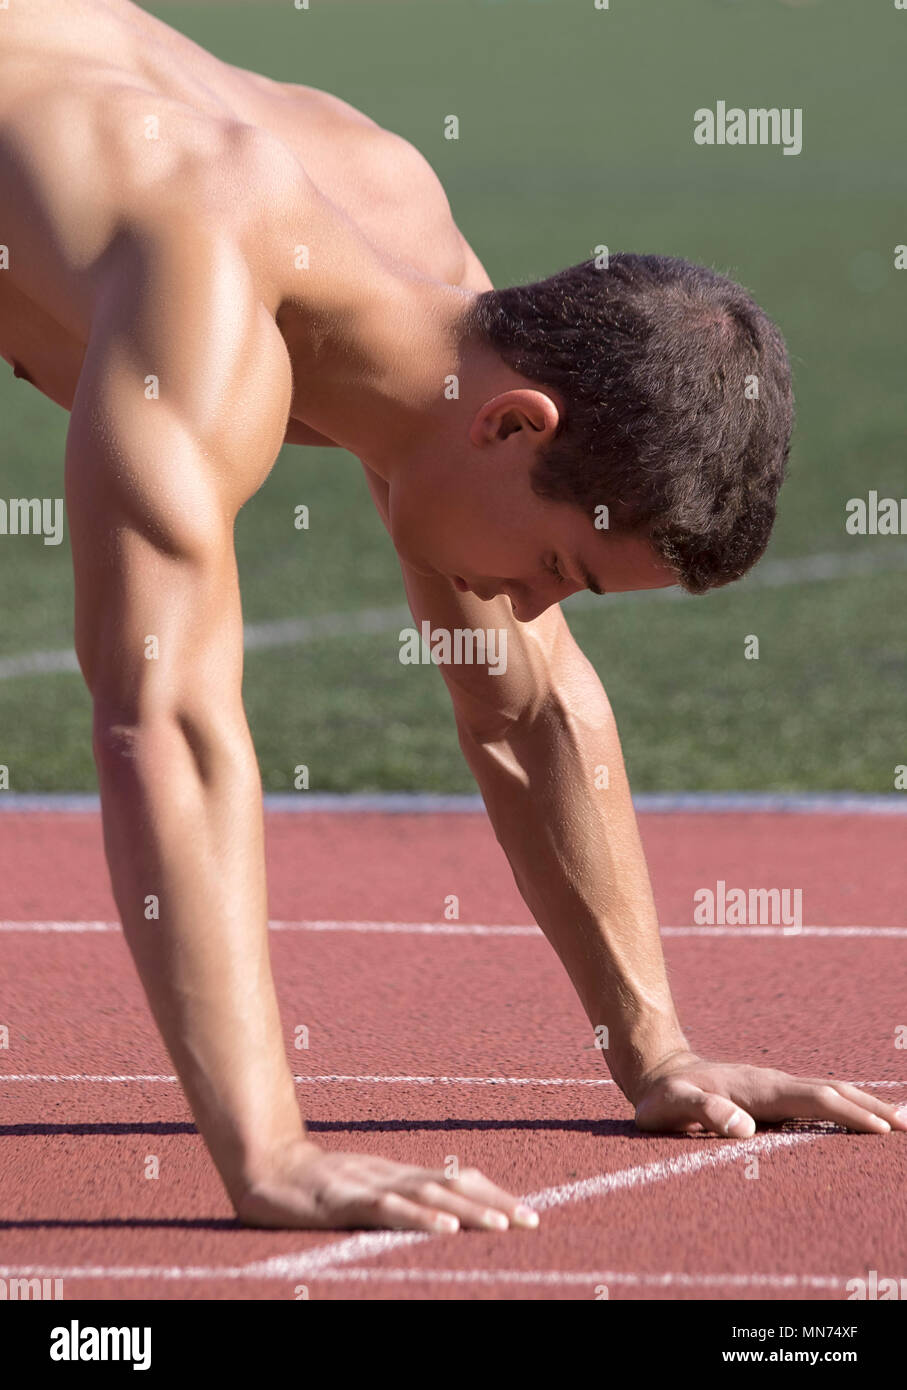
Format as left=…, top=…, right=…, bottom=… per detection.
left=0, top=809, right=905, bottom=1301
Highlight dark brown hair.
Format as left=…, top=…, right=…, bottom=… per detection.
left=465, top=253, right=794, bottom=593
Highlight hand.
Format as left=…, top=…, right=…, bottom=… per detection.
left=632, top=1051, right=907, bottom=1138
left=234, top=1139, right=541, bottom=1232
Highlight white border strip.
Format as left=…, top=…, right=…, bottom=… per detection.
left=0, top=792, right=905, bottom=813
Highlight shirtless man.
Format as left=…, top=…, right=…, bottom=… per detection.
left=2, top=0, right=903, bottom=1235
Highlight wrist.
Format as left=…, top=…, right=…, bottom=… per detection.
left=604, top=1021, right=692, bottom=1105
left=229, top=1134, right=322, bottom=1211
left=619, top=1046, right=697, bottom=1107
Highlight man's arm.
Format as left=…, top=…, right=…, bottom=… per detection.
left=409, top=234, right=905, bottom=1138
left=390, top=555, right=905, bottom=1137
left=66, top=225, right=307, bottom=1200
left=65, top=222, right=538, bottom=1231
left=390, top=559, right=688, bottom=1093
left=360, top=456, right=685, bottom=1093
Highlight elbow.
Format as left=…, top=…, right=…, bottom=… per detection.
left=91, top=706, right=197, bottom=790
left=92, top=708, right=179, bottom=770
left=452, top=679, right=565, bottom=750
left=91, top=689, right=251, bottom=794
left=455, top=706, right=521, bottom=751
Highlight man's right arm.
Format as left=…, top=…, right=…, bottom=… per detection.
left=66, top=225, right=306, bottom=1205
left=65, top=223, right=538, bottom=1230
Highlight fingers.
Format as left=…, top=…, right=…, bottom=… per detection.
left=795, top=1078, right=907, bottom=1131
left=443, top=1165, right=540, bottom=1229
left=345, top=1165, right=540, bottom=1234
left=367, top=1190, right=463, bottom=1234
left=770, top=1080, right=892, bottom=1133
left=393, top=1167, right=539, bottom=1232
left=633, top=1063, right=907, bottom=1141
left=637, top=1080, right=756, bottom=1138
left=404, top=1180, right=512, bottom=1232
left=677, top=1088, right=757, bottom=1138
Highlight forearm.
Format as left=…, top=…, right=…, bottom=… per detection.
left=457, top=686, right=689, bottom=1103
left=94, top=702, right=304, bottom=1202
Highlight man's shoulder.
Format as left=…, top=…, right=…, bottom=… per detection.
left=112, top=120, right=316, bottom=318
left=250, top=82, right=468, bottom=285
left=85, top=205, right=293, bottom=482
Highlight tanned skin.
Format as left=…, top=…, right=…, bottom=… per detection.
left=1, top=0, right=902, bottom=1234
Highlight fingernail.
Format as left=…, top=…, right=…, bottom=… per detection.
left=724, top=1109, right=756, bottom=1138
left=895, top=1105, right=907, bottom=1126
left=514, top=1205, right=539, bottom=1228
left=437, top=1215, right=459, bottom=1233
left=483, top=1211, right=509, bottom=1231
left=875, top=1118, right=891, bottom=1132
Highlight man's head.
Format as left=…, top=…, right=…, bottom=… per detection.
left=386, top=252, right=793, bottom=620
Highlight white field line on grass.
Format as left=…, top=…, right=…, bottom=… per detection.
left=2, top=920, right=906, bottom=936
left=0, top=1129, right=819, bottom=1285
left=1, top=545, right=905, bottom=683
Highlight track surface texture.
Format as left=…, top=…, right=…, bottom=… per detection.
left=1, top=808, right=904, bottom=1301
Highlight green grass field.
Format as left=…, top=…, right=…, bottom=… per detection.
left=1, top=0, right=904, bottom=792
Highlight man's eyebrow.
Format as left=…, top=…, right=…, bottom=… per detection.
left=576, top=557, right=605, bottom=595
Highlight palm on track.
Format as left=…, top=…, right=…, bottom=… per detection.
left=236, top=1143, right=542, bottom=1233
left=633, top=1054, right=907, bottom=1138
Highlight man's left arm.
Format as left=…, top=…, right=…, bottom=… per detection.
left=396, top=561, right=905, bottom=1138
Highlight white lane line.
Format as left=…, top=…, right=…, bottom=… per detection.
left=234, top=1131, right=823, bottom=1281
left=661, top=927, right=907, bottom=937
left=0, top=1075, right=903, bottom=1087
left=0, top=921, right=120, bottom=932
left=0, top=1130, right=821, bottom=1284
left=2, top=920, right=906, bottom=936
left=0, top=1074, right=182, bottom=1082
left=0, top=1263, right=250, bottom=1280
left=288, top=1267, right=848, bottom=1291
left=2, top=546, right=905, bottom=684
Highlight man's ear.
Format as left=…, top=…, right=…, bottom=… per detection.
left=469, top=388, right=561, bottom=446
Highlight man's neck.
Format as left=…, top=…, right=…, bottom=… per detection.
left=276, top=270, right=476, bottom=473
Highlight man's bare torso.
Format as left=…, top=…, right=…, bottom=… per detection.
left=0, top=0, right=474, bottom=422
